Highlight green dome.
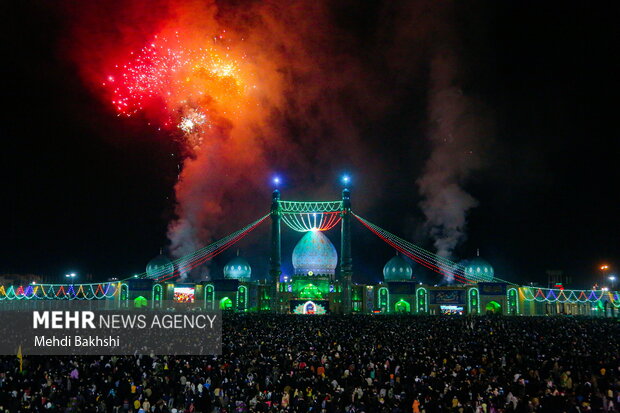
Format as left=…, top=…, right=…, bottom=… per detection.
left=292, top=231, right=338, bottom=276
left=223, top=256, right=252, bottom=280
left=146, top=254, right=174, bottom=278
left=383, top=254, right=413, bottom=281
left=462, top=257, right=494, bottom=282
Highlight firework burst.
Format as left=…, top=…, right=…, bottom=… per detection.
left=103, top=32, right=253, bottom=149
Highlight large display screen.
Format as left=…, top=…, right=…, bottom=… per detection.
left=290, top=300, right=329, bottom=314
left=440, top=305, right=464, bottom=315
left=173, top=287, right=195, bottom=303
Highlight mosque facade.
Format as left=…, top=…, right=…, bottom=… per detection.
left=1, top=188, right=617, bottom=316
left=134, top=227, right=615, bottom=316
left=31, top=187, right=613, bottom=317
left=119, top=187, right=619, bottom=317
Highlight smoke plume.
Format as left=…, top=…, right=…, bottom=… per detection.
left=417, top=49, right=490, bottom=259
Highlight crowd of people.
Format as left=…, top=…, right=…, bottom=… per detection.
left=0, top=315, right=618, bottom=412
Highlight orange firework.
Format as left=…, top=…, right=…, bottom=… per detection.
left=103, top=31, right=254, bottom=148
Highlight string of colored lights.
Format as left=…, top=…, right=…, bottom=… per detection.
left=153, top=213, right=270, bottom=282
left=353, top=214, right=486, bottom=283
left=137, top=214, right=268, bottom=280
left=354, top=214, right=472, bottom=283
left=281, top=211, right=341, bottom=232
left=353, top=213, right=518, bottom=285
left=520, top=287, right=620, bottom=306
left=0, top=282, right=119, bottom=300
left=279, top=200, right=343, bottom=213
left=355, top=214, right=479, bottom=282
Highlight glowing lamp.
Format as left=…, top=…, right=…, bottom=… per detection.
left=341, top=175, right=350, bottom=185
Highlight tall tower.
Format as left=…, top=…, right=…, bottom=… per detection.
left=269, top=189, right=282, bottom=311
left=340, top=185, right=353, bottom=313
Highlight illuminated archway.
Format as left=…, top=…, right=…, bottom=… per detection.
left=220, top=297, right=233, bottom=310
left=204, top=284, right=215, bottom=310
left=292, top=300, right=327, bottom=314
left=395, top=299, right=410, bottom=313
left=119, top=283, right=129, bottom=308
left=485, top=300, right=502, bottom=314
left=134, top=295, right=148, bottom=308
left=468, top=288, right=480, bottom=314
left=152, top=284, right=162, bottom=308
left=507, top=288, right=519, bottom=315
left=416, top=287, right=428, bottom=314
left=237, top=285, right=248, bottom=312
left=378, top=287, right=389, bottom=313
left=304, top=301, right=316, bottom=314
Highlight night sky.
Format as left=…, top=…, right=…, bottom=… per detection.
left=1, top=0, right=617, bottom=288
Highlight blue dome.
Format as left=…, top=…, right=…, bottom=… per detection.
left=146, top=254, right=174, bottom=278
left=461, top=257, right=494, bottom=282
left=383, top=255, right=413, bottom=281
left=223, top=256, right=252, bottom=280
left=292, top=231, right=338, bottom=276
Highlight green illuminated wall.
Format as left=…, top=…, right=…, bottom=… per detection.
left=292, top=278, right=330, bottom=300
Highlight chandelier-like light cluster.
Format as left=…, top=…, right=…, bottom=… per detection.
left=281, top=212, right=341, bottom=232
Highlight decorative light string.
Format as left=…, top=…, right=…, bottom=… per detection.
left=278, top=200, right=343, bottom=213
left=154, top=213, right=270, bottom=282
left=354, top=214, right=489, bottom=283
left=355, top=215, right=480, bottom=282
left=521, top=287, right=620, bottom=306
left=353, top=214, right=473, bottom=283
left=0, top=282, right=118, bottom=300
left=353, top=213, right=518, bottom=285
left=281, top=211, right=341, bottom=232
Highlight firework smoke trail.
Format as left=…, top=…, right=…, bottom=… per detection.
left=417, top=49, right=490, bottom=267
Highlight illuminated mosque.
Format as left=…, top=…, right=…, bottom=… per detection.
left=127, top=187, right=618, bottom=317
left=1, top=186, right=618, bottom=317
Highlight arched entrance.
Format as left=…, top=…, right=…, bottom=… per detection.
left=395, top=300, right=410, bottom=313
left=134, top=295, right=148, bottom=308
left=220, top=297, right=233, bottom=311
left=485, top=301, right=502, bottom=314
left=303, top=301, right=316, bottom=314
left=378, top=287, right=389, bottom=313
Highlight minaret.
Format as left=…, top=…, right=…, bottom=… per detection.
left=340, top=185, right=353, bottom=313
left=269, top=188, right=282, bottom=311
